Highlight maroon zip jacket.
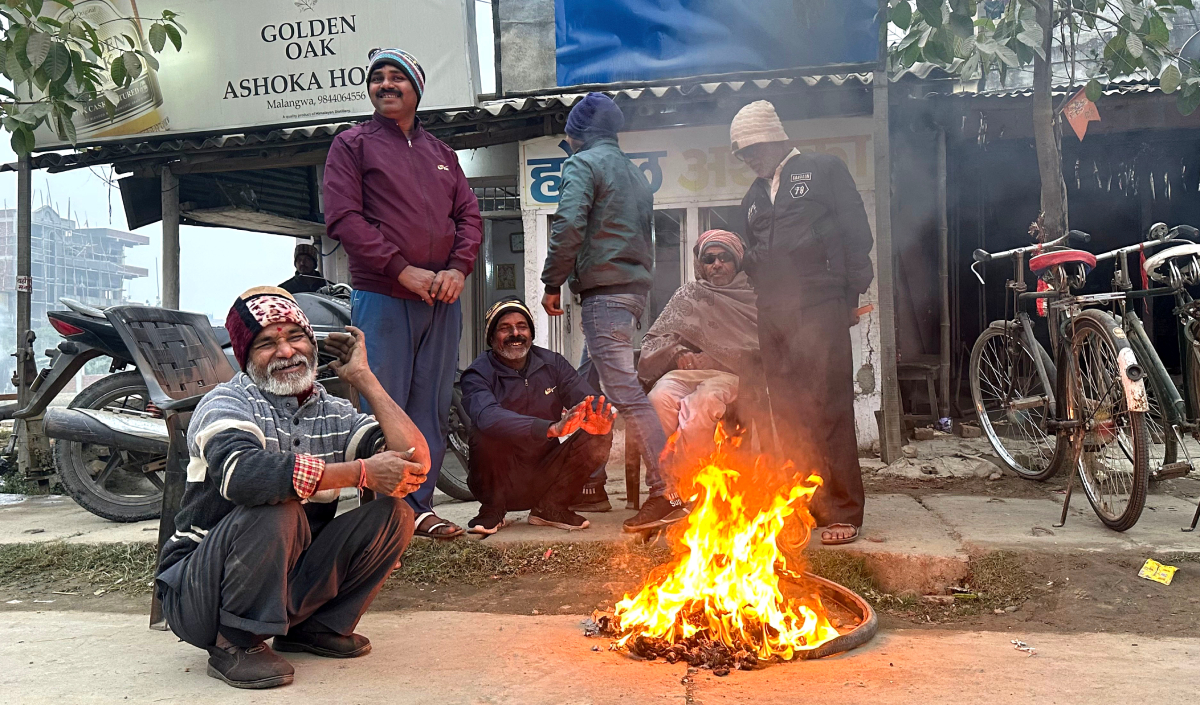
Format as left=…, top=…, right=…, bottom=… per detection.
left=323, top=113, right=483, bottom=301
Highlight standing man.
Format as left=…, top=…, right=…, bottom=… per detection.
left=324, top=48, right=483, bottom=539
left=540, top=92, right=687, bottom=533
left=730, top=100, right=874, bottom=545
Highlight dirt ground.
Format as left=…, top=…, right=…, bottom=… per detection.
left=3, top=548, right=1197, bottom=641
left=864, top=468, right=1200, bottom=505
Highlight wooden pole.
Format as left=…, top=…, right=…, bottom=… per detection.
left=938, top=129, right=951, bottom=418
left=161, top=166, right=180, bottom=309
left=875, top=0, right=904, bottom=463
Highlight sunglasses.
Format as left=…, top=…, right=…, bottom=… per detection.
left=700, top=251, right=735, bottom=265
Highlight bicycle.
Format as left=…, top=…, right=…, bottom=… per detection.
left=1100, top=223, right=1200, bottom=532
left=970, top=232, right=1152, bottom=531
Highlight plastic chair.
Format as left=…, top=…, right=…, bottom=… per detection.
left=103, top=305, right=236, bottom=629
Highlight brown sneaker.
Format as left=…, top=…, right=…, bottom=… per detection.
left=274, top=630, right=372, bottom=658
left=206, top=643, right=294, bottom=689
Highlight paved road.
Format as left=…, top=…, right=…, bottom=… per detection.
left=2, top=610, right=1196, bottom=704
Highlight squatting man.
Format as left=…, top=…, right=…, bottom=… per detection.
left=155, top=286, right=428, bottom=689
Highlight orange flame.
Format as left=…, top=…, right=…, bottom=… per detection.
left=613, top=428, right=840, bottom=659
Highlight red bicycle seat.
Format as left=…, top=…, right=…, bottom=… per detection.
left=1029, top=249, right=1097, bottom=273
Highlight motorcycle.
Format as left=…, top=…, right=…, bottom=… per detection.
left=0, top=285, right=475, bottom=522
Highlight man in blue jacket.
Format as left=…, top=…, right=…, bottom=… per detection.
left=461, top=297, right=615, bottom=535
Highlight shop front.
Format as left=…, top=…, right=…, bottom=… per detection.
left=515, top=117, right=883, bottom=448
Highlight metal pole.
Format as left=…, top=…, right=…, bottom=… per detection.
left=15, top=154, right=50, bottom=479
left=15, top=155, right=31, bottom=407
left=161, top=166, right=180, bottom=309
left=937, top=129, right=951, bottom=418
left=874, top=1, right=904, bottom=463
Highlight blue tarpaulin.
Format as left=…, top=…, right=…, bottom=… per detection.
left=555, top=0, right=881, bottom=86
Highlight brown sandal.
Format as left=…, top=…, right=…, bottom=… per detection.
left=415, top=511, right=465, bottom=539
left=820, top=523, right=860, bottom=546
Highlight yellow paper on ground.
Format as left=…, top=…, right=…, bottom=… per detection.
left=1139, top=559, right=1178, bottom=586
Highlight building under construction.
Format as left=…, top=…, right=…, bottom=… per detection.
left=0, top=206, right=148, bottom=391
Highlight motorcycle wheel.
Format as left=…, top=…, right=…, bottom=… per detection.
left=435, top=383, right=475, bottom=502
left=53, top=371, right=166, bottom=522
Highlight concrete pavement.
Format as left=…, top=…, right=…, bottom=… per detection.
left=1, top=609, right=1196, bottom=704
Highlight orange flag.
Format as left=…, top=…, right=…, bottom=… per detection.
left=1062, top=87, right=1101, bottom=140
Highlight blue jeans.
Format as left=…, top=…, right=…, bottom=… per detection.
left=579, top=294, right=668, bottom=497
left=351, top=290, right=462, bottom=516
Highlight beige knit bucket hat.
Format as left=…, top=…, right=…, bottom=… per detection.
left=729, top=100, right=789, bottom=153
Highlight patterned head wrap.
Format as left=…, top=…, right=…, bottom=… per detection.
left=367, top=48, right=426, bottom=104
left=484, top=296, right=535, bottom=347
left=694, top=229, right=746, bottom=277
left=226, top=286, right=315, bottom=370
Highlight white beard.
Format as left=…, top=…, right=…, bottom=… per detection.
left=248, top=353, right=317, bottom=396
left=495, top=340, right=530, bottom=362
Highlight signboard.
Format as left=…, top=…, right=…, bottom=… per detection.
left=35, top=0, right=480, bottom=149
left=555, top=0, right=879, bottom=86
left=519, top=117, right=874, bottom=209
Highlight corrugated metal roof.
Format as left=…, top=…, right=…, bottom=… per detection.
left=6, top=69, right=951, bottom=173
left=942, top=78, right=1163, bottom=100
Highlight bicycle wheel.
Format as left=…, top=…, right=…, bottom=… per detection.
left=969, top=322, right=1063, bottom=480
left=1066, top=312, right=1149, bottom=531
left=1141, top=362, right=1178, bottom=478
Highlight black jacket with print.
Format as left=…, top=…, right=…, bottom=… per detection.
left=739, top=151, right=874, bottom=310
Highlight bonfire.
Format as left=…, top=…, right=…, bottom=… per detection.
left=594, top=428, right=867, bottom=674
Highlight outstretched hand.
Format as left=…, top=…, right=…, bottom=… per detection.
left=325, top=326, right=371, bottom=385
left=547, top=396, right=616, bottom=438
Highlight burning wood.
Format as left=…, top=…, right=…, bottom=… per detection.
left=595, top=428, right=864, bottom=672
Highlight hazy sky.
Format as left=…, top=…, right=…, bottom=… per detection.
left=1, top=1, right=497, bottom=323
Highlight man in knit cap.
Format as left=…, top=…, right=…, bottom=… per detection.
left=460, top=296, right=615, bottom=535
left=637, top=229, right=763, bottom=467
left=279, top=242, right=331, bottom=295
left=729, top=100, right=874, bottom=545
left=156, top=286, right=429, bottom=689
left=540, top=93, right=687, bottom=533
left=323, top=48, right=482, bottom=539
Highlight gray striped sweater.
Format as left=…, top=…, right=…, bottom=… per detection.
left=158, top=372, right=380, bottom=574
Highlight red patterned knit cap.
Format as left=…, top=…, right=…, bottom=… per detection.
left=226, top=286, right=315, bottom=369
left=695, top=229, right=745, bottom=268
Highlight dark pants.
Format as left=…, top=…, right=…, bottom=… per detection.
left=157, top=497, right=414, bottom=649
left=577, top=347, right=607, bottom=488
left=468, top=431, right=612, bottom=513
left=759, top=297, right=864, bottom=527
left=351, top=290, right=461, bottom=516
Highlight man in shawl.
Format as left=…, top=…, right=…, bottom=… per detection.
left=637, top=230, right=762, bottom=469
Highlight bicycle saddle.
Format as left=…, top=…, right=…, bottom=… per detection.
left=1143, top=243, right=1200, bottom=281
left=1029, top=249, right=1097, bottom=274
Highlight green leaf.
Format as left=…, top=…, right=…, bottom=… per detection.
left=1147, top=15, right=1170, bottom=46
left=0, top=85, right=16, bottom=100
left=148, top=23, right=166, bottom=53
left=44, top=42, right=70, bottom=81
left=916, top=0, right=943, bottom=27
left=1126, top=32, right=1143, bottom=58
left=121, top=50, right=142, bottom=79
left=10, top=126, right=33, bottom=156
left=995, top=43, right=1020, bottom=67
left=55, top=111, right=76, bottom=144
left=28, top=0, right=43, bottom=17
left=1085, top=78, right=1104, bottom=102
left=960, top=52, right=981, bottom=80
left=1178, top=83, right=1200, bottom=115
left=949, top=11, right=973, bottom=37
left=136, top=50, right=158, bottom=72
left=164, top=24, right=182, bottom=52
left=1161, top=63, right=1183, bottom=93
left=1143, top=48, right=1162, bottom=77
left=109, top=53, right=127, bottom=86
left=7, top=50, right=28, bottom=85
left=24, top=30, right=49, bottom=68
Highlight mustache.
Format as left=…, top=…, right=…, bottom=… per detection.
left=266, top=354, right=314, bottom=375
left=375, top=89, right=403, bottom=98
left=501, top=336, right=529, bottom=346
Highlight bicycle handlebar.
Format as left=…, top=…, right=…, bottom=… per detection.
left=970, top=230, right=1091, bottom=284
left=1094, top=224, right=1199, bottom=262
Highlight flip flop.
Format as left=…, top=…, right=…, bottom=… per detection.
left=468, top=517, right=510, bottom=536
left=820, top=523, right=860, bottom=546
left=415, top=511, right=465, bottom=540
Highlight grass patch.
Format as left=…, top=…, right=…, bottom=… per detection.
left=393, top=539, right=670, bottom=586
left=803, top=549, right=878, bottom=597
left=0, top=542, right=158, bottom=595
left=967, top=550, right=1035, bottom=607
